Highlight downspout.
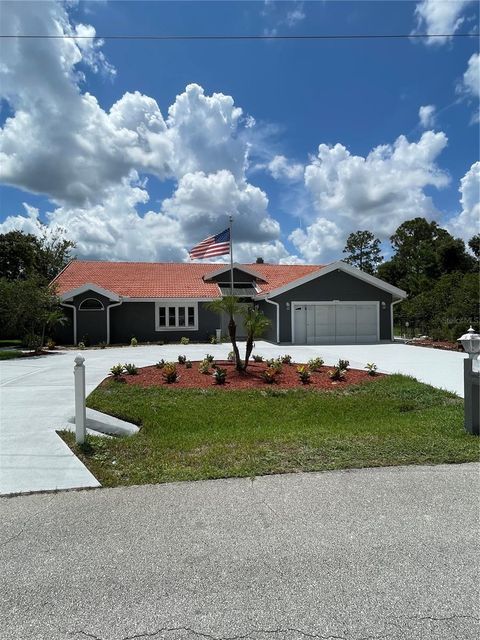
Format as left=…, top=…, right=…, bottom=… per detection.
left=106, top=300, right=123, bottom=346
left=60, top=302, right=77, bottom=346
left=391, top=298, right=403, bottom=341
left=264, top=297, right=280, bottom=344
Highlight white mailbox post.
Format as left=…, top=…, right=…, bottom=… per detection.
left=458, top=327, right=480, bottom=436
left=74, top=354, right=87, bottom=444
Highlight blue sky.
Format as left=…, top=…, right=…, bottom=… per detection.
left=0, top=0, right=478, bottom=264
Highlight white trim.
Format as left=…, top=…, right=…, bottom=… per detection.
left=78, top=297, right=105, bottom=311
left=107, top=300, right=123, bottom=345
left=155, top=299, right=199, bottom=332
left=61, top=283, right=120, bottom=302
left=391, top=298, right=403, bottom=341
left=291, top=300, right=380, bottom=344
left=204, top=263, right=266, bottom=281
left=255, top=261, right=407, bottom=300
left=60, top=302, right=77, bottom=345
left=264, top=297, right=280, bottom=343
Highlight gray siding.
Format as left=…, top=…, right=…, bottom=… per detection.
left=74, top=291, right=112, bottom=346
left=54, top=306, right=74, bottom=345
left=207, top=268, right=262, bottom=284
left=110, top=301, right=221, bottom=344
left=271, top=270, right=393, bottom=342
left=256, top=300, right=277, bottom=343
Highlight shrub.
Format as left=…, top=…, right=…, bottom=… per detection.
left=261, top=367, right=278, bottom=384
left=130, top=337, right=138, bottom=347
left=338, top=359, right=350, bottom=371
left=227, top=351, right=235, bottom=362
left=80, top=335, right=90, bottom=347
left=124, top=363, right=138, bottom=375
left=110, top=363, right=125, bottom=380
left=252, top=354, right=264, bottom=362
left=297, top=366, right=311, bottom=384
left=199, top=359, right=211, bottom=374
left=213, top=367, right=227, bottom=385
left=155, top=359, right=165, bottom=369
left=98, top=341, right=107, bottom=349
left=180, top=337, right=190, bottom=345
left=185, top=360, right=192, bottom=369
left=46, top=339, right=56, bottom=351
left=205, top=353, right=214, bottom=363
left=77, top=342, right=86, bottom=351
left=307, top=357, right=324, bottom=371
left=209, top=335, right=218, bottom=344
left=365, top=363, right=378, bottom=376
left=177, top=354, right=187, bottom=364
left=329, top=366, right=345, bottom=381
left=162, top=362, right=179, bottom=384
left=281, top=354, right=292, bottom=364
left=266, top=358, right=283, bottom=373
left=23, top=333, right=43, bottom=352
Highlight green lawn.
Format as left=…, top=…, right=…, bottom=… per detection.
left=60, top=375, right=479, bottom=487
left=0, top=339, right=22, bottom=347
left=0, top=349, right=24, bottom=360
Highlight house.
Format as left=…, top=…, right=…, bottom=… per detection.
left=52, top=260, right=407, bottom=346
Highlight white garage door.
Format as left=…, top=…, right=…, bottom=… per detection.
left=293, top=302, right=379, bottom=344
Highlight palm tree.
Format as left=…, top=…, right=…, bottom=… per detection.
left=207, top=296, right=244, bottom=370
left=243, top=308, right=271, bottom=370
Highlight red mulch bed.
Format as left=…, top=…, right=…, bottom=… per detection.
left=407, top=339, right=462, bottom=352
left=115, top=361, right=382, bottom=391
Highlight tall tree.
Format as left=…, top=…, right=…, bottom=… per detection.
left=342, top=230, right=383, bottom=274
left=468, top=234, right=480, bottom=260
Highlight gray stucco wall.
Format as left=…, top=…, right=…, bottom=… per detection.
left=110, top=301, right=221, bottom=344
left=256, top=300, right=277, bottom=343
left=74, top=291, right=113, bottom=345
left=54, top=305, right=74, bottom=345
left=271, top=269, right=393, bottom=342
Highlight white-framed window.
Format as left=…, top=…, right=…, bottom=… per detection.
left=78, top=297, right=104, bottom=311
left=155, top=300, right=198, bottom=331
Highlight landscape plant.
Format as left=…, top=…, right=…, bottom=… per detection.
left=185, top=360, right=192, bottom=369
left=155, top=359, right=165, bottom=369
left=307, top=357, right=324, bottom=371
left=213, top=367, right=227, bottom=385
left=338, top=359, right=350, bottom=371
left=207, top=296, right=244, bottom=370
left=243, top=307, right=271, bottom=370
left=297, top=366, right=311, bottom=384
left=124, top=363, right=138, bottom=375
left=162, top=363, right=179, bottom=384
left=365, top=363, right=378, bottom=376
left=266, top=358, right=283, bottom=373
left=180, top=337, right=190, bottom=345
left=177, top=355, right=187, bottom=364
left=205, top=353, right=215, bottom=363
left=130, top=337, right=138, bottom=347
left=199, top=359, right=210, bottom=374
left=261, top=367, right=278, bottom=384
left=252, top=354, right=263, bottom=362
left=281, top=354, right=292, bottom=364
left=110, top=364, right=125, bottom=380
left=329, top=366, right=346, bottom=381
left=77, top=342, right=86, bottom=350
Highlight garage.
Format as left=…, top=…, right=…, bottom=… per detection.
left=292, top=301, right=379, bottom=344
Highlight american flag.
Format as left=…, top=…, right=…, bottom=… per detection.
left=189, top=228, right=231, bottom=260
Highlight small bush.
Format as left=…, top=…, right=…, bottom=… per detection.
left=209, top=335, right=218, bottom=344
left=205, top=353, right=215, bottom=363
left=266, top=358, right=283, bottom=373
left=124, top=363, right=138, bottom=375
left=252, top=354, right=264, bottom=362
left=110, top=363, right=125, bottom=379
left=227, top=351, right=235, bottom=362
left=178, top=354, right=187, bottom=364
left=77, top=342, right=86, bottom=350
left=281, top=354, right=292, bottom=364
left=155, top=359, right=165, bottom=369
left=80, top=335, right=90, bottom=347
left=213, top=367, right=227, bottom=385
left=261, top=367, right=278, bottom=384
left=180, top=337, right=190, bottom=345
left=199, top=359, right=211, bottom=374
left=162, top=362, right=179, bottom=384
left=46, top=339, right=56, bottom=351
left=130, top=337, right=138, bottom=347
left=23, top=333, right=43, bottom=352
left=98, top=341, right=107, bottom=349
left=338, top=359, right=350, bottom=371
left=365, top=363, right=378, bottom=376
left=307, top=357, right=324, bottom=371
left=329, top=366, right=345, bottom=381
left=185, top=360, right=192, bottom=369
left=297, top=365, right=311, bottom=384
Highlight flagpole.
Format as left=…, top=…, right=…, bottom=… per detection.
left=229, top=215, right=234, bottom=297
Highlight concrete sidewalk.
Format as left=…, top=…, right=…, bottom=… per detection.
left=1, top=464, right=479, bottom=640
left=0, top=342, right=469, bottom=495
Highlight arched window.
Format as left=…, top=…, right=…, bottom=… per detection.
left=79, top=298, right=104, bottom=311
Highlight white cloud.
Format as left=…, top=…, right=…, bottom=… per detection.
left=266, top=155, right=304, bottom=182
left=262, top=1, right=306, bottom=35
left=461, top=52, right=480, bottom=98
left=288, top=131, right=450, bottom=261
left=446, top=162, right=480, bottom=241
left=0, top=1, right=297, bottom=263
left=419, top=104, right=436, bottom=128
left=286, top=3, right=306, bottom=27
left=412, top=0, right=475, bottom=45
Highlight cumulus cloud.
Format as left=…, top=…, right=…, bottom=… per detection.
left=419, top=104, right=436, bottom=128
left=0, top=1, right=297, bottom=263
left=412, top=0, right=475, bottom=45
left=446, top=162, right=480, bottom=242
left=266, top=155, right=304, bottom=182
left=288, top=131, right=450, bottom=261
left=460, top=52, right=480, bottom=98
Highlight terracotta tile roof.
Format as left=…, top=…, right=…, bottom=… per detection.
left=52, top=261, right=324, bottom=299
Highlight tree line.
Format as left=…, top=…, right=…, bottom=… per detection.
left=342, top=219, right=479, bottom=340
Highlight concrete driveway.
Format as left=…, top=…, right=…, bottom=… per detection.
left=0, top=341, right=468, bottom=495
left=1, top=463, right=479, bottom=640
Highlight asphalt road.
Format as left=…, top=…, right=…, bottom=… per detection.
left=1, top=463, right=479, bottom=640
